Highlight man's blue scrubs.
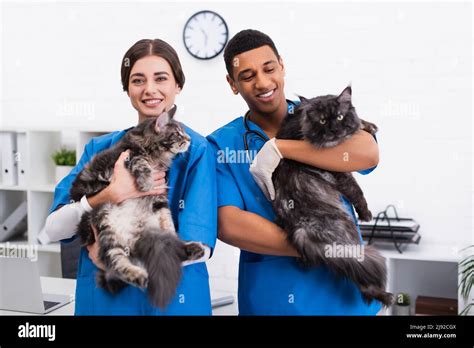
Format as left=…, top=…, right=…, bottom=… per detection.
left=207, top=101, right=382, bottom=315
left=50, top=124, right=217, bottom=315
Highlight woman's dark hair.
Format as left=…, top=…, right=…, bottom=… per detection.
left=121, top=39, right=185, bottom=92
left=224, top=29, right=280, bottom=79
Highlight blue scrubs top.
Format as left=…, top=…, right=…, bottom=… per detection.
left=50, top=124, right=217, bottom=315
left=207, top=101, right=382, bottom=315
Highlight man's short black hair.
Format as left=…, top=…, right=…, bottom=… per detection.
left=224, top=29, right=280, bottom=79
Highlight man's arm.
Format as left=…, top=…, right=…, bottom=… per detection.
left=218, top=206, right=299, bottom=257
left=276, top=130, right=379, bottom=172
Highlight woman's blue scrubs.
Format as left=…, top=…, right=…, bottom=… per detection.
left=207, top=101, right=382, bottom=315
left=50, top=124, right=217, bottom=315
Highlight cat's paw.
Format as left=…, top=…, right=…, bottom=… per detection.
left=361, top=286, right=394, bottom=307
left=97, top=271, right=128, bottom=294
left=123, top=267, right=148, bottom=289
left=360, top=120, right=378, bottom=135
left=131, top=268, right=149, bottom=289
left=135, top=176, right=154, bottom=192
left=184, top=242, right=205, bottom=261
left=358, top=210, right=372, bottom=222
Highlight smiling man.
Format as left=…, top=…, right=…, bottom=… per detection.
left=207, top=29, right=381, bottom=315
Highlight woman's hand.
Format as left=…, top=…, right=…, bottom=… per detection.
left=86, top=224, right=105, bottom=270
left=108, top=150, right=167, bottom=204
left=88, top=150, right=167, bottom=207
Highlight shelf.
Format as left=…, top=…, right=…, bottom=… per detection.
left=0, top=184, right=56, bottom=192
left=0, top=184, right=27, bottom=191
left=0, top=129, right=110, bottom=278
left=375, top=242, right=461, bottom=263
left=38, top=242, right=61, bottom=253
left=0, top=240, right=61, bottom=253
left=28, top=184, right=56, bottom=193
left=0, top=129, right=98, bottom=257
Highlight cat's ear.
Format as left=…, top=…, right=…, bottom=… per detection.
left=166, top=104, right=177, bottom=119
left=155, top=112, right=170, bottom=132
left=337, top=86, right=352, bottom=104
left=296, top=95, right=309, bottom=104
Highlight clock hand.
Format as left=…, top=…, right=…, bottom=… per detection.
left=200, top=29, right=208, bottom=46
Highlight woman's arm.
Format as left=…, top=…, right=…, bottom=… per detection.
left=218, top=206, right=299, bottom=257
left=38, top=196, right=93, bottom=244
left=276, top=130, right=379, bottom=172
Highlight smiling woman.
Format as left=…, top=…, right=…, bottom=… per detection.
left=42, top=38, right=217, bottom=315
left=121, top=39, right=185, bottom=123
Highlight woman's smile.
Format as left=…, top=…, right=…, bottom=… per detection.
left=142, top=98, right=164, bottom=108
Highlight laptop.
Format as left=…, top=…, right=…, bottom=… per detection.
left=0, top=256, right=73, bottom=314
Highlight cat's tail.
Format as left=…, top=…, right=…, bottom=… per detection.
left=134, top=230, right=187, bottom=309
left=357, top=245, right=393, bottom=307
left=323, top=244, right=393, bottom=307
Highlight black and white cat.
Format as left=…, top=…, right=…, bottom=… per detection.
left=70, top=106, right=205, bottom=308
left=272, top=87, right=393, bottom=306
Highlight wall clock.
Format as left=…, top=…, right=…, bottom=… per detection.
left=183, top=10, right=229, bottom=60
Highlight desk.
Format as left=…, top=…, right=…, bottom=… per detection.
left=0, top=276, right=237, bottom=315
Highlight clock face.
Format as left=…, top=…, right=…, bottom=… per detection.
left=183, top=10, right=229, bottom=60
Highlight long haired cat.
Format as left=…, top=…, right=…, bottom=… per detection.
left=70, top=106, right=205, bottom=308
left=272, top=86, right=393, bottom=306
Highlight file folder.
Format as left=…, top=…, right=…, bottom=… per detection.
left=16, top=133, right=27, bottom=187
left=0, top=200, right=27, bottom=242
left=0, top=132, right=18, bottom=186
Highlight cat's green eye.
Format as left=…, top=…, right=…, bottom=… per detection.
left=337, top=114, right=344, bottom=121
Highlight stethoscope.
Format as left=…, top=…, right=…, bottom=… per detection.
left=243, top=100, right=297, bottom=152
left=243, top=110, right=268, bottom=152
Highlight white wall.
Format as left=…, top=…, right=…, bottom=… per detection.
left=1, top=1, right=472, bottom=302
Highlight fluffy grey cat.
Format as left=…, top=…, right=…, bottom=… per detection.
left=272, top=86, right=393, bottom=306
left=70, top=106, right=205, bottom=308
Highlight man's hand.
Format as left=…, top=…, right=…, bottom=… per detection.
left=249, top=138, right=283, bottom=201
left=86, top=224, right=105, bottom=270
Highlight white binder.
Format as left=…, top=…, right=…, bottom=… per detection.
left=0, top=200, right=27, bottom=242
left=16, top=133, right=28, bottom=186
left=0, top=132, right=18, bottom=186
